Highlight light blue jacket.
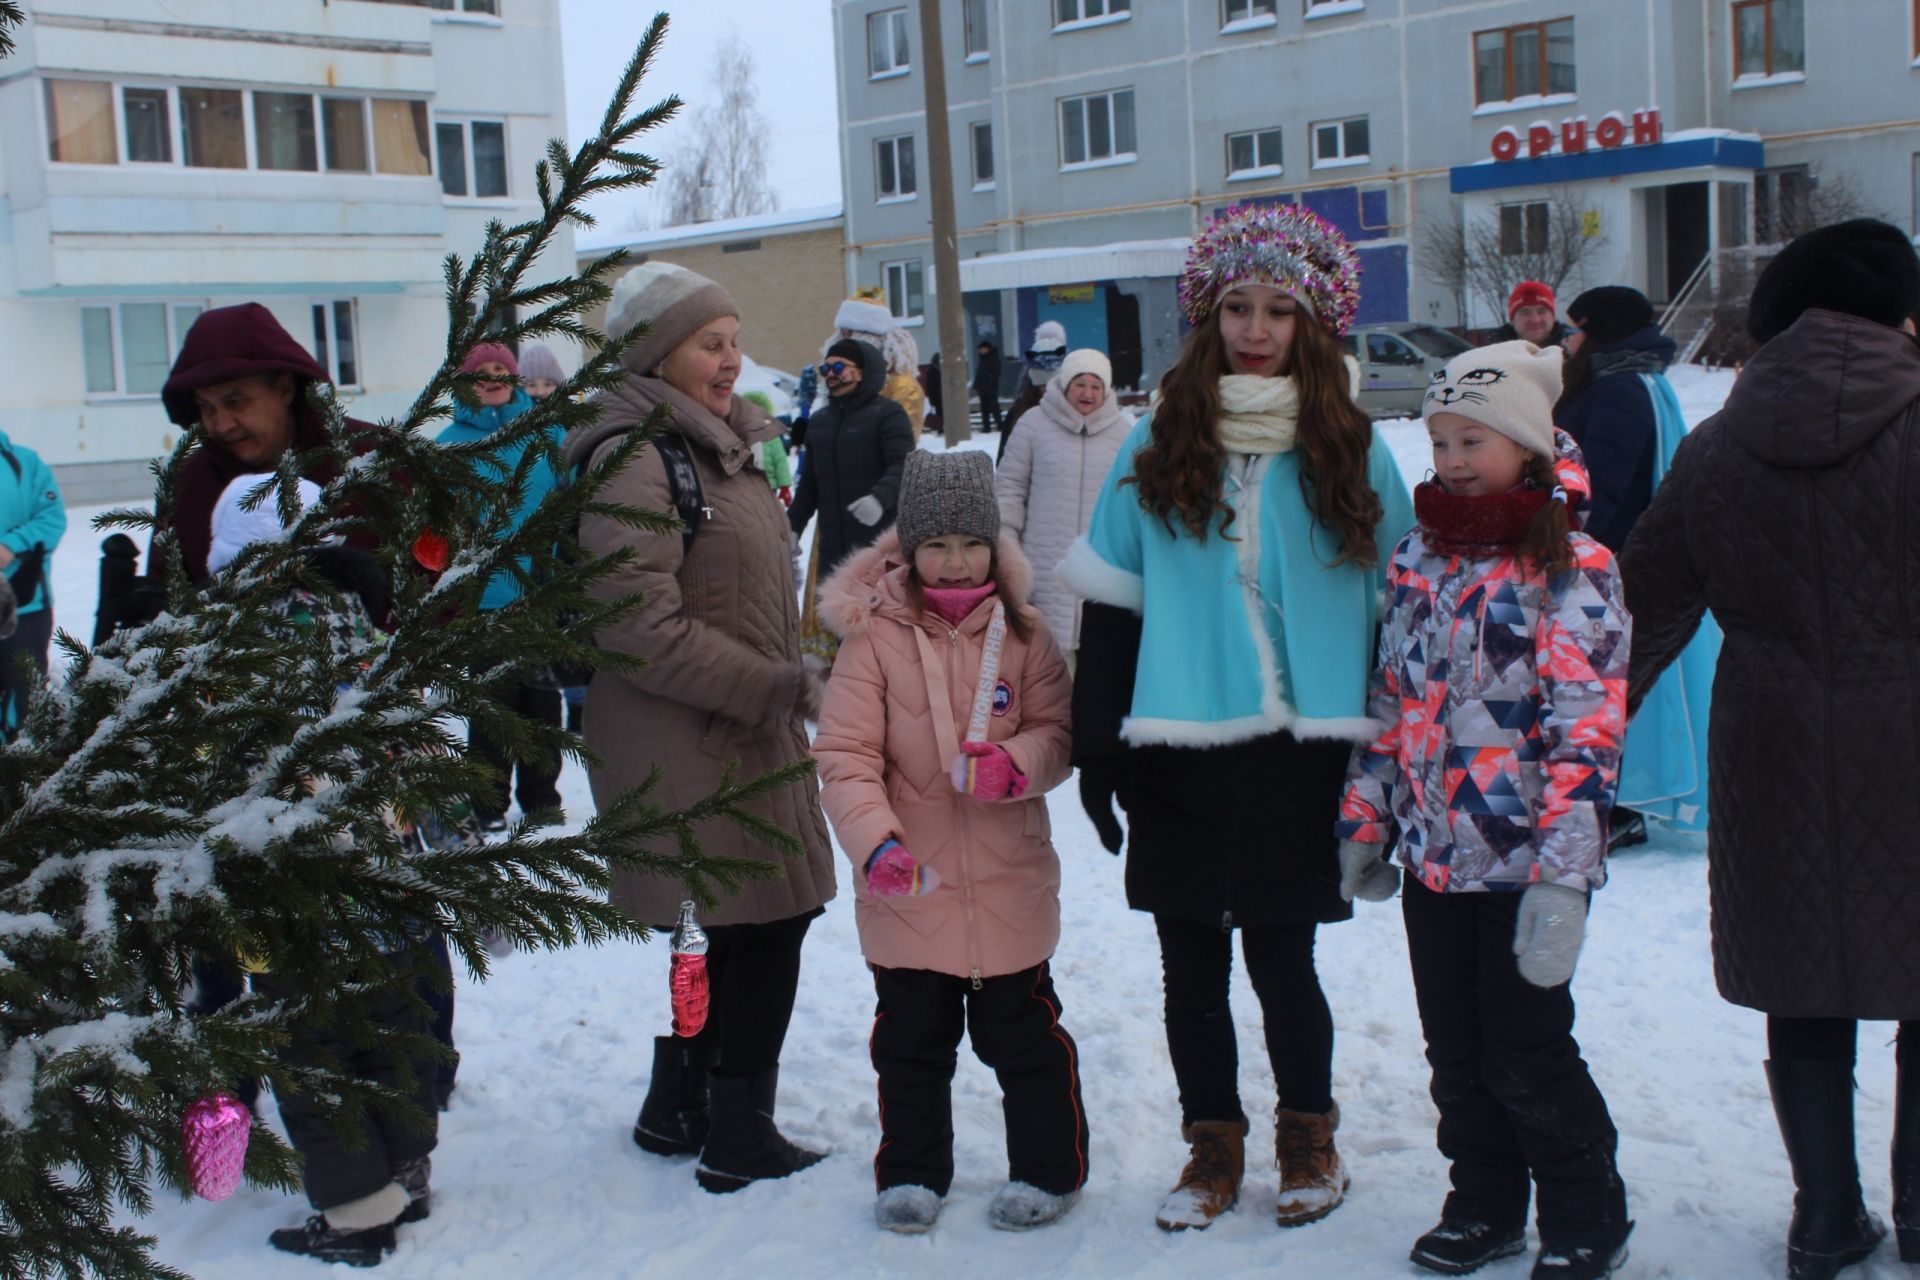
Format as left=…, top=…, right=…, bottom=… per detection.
left=435, top=390, right=564, bottom=612
left=1058, top=414, right=1414, bottom=747
left=0, top=430, right=65, bottom=615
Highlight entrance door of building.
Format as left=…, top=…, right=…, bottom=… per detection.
left=1662, top=182, right=1710, bottom=303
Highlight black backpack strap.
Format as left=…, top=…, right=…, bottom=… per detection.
left=651, top=431, right=706, bottom=556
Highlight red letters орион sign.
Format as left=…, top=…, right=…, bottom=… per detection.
left=1490, top=109, right=1662, bottom=162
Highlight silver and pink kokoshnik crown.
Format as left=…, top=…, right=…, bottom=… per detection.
left=1177, top=203, right=1363, bottom=336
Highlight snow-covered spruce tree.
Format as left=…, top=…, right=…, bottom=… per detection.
left=0, top=16, right=804, bottom=1279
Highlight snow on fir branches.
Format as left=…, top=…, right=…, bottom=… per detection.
left=0, top=16, right=806, bottom=1279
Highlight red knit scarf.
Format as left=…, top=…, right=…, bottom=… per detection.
left=1414, top=481, right=1552, bottom=556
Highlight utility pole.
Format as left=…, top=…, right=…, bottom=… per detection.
left=917, top=0, right=971, bottom=445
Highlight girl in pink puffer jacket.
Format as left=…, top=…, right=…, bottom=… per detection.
left=814, top=450, right=1086, bottom=1238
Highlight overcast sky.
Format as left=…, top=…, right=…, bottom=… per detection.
left=558, top=1, right=842, bottom=233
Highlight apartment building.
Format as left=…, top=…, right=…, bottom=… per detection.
left=833, top=0, right=1919, bottom=388
left=9, top=0, right=572, bottom=501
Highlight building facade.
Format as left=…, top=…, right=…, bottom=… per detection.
left=833, top=0, right=1920, bottom=390
left=8, top=0, right=572, bottom=502
left=575, top=204, right=848, bottom=380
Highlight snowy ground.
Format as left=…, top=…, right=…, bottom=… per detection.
left=88, top=366, right=1919, bottom=1278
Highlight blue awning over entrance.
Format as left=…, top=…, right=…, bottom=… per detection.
left=1450, top=132, right=1764, bottom=194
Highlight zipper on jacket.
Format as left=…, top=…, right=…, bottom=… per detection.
left=949, top=626, right=985, bottom=988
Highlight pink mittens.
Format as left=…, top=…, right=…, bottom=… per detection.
left=867, top=840, right=939, bottom=898
left=949, top=741, right=1028, bottom=801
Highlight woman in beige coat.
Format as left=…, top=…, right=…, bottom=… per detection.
left=563, top=261, right=835, bottom=1194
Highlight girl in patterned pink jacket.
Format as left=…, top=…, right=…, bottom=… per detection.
left=1336, top=342, right=1634, bottom=1280
left=814, top=450, right=1086, bottom=1238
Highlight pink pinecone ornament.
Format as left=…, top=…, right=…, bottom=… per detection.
left=181, top=1092, right=251, bottom=1201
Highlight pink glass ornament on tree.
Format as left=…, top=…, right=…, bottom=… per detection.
left=668, top=900, right=710, bottom=1039
left=181, top=1092, right=251, bottom=1201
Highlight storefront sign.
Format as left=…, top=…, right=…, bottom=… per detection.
left=1490, top=109, right=1662, bottom=162
left=1047, top=284, right=1096, bottom=304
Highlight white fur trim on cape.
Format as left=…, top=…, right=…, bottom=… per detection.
left=1121, top=706, right=1386, bottom=748
left=1055, top=535, right=1142, bottom=613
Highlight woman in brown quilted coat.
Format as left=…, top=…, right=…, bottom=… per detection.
left=1621, top=220, right=1920, bottom=1280
left=563, top=261, right=836, bottom=1195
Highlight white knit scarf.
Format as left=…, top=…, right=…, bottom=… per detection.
left=1214, top=374, right=1304, bottom=455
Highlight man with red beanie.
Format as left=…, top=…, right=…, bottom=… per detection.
left=1490, top=280, right=1568, bottom=348
left=154, top=302, right=384, bottom=584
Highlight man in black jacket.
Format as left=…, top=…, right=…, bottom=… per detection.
left=789, top=339, right=914, bottom=577
left=973, top=340, right=1003, bottom=434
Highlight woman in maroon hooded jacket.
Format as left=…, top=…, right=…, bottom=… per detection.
left=153, top=302, right=382, bottom=584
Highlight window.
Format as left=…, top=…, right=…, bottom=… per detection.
left=123, top=88, right=172, bottom=163
left=876, top=134, right=916, bottom=200
left=883, top=261, right=925, bottom=323
left=1734, top=0, right=1804, bottom=78
left=970, top=121, right=995, bottom=187
left=1223, top=0, right=1277, bottom=24
left=1059, top=89, right=1136, bottom=167
left=1366, top=332, right=1421, bottom=366
left=374, top=99, right=432, bottom=176
left=311, top=300, right=361, bottom=389
left=435, top=118, right=505, bottom=196
left=1402, top=325, right=1473, bottom=358
left=322, top=97, right=370, bottom=172
left=1310, top=115, right=1370, bottom=167
left=79, top=302, right=204, bottom=396
left=1305, top=0, right=1362, bottom=12
left=964, top=0, right=989, bottom=56
left=45, top=80, right=430, bottom=177
left=1055, top=0, right=1130, bottom=26
left=1226, top=127, right=1283, bottom=178
left=359, top=0, right=499, bottom=11
left=45, top=80, right=117, bottom=164
left=254, top=92, right=318, bottom=171
left=1474, top=18, right=1575, bottom=105
left=180, top=87, right=246, bottom=169
left=1499, top=201, right=1550, bottom=256
left=1754, top=164, right=1811, bottom=243
left=869, top=8, right=910, bottom=77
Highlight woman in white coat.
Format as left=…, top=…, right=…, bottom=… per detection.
left=994, top=349, right=1128, bottom=666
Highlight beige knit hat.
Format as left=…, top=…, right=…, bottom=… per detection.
left=1421, top=340, right=1562, bottom=458
left=606, top=261, right=739, bottom=376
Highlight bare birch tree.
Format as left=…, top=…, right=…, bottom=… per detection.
left=1422, top=187, right=1609, bottom=330
left=661, top=35, right=778, bottom=226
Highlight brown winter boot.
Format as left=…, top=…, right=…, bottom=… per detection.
left=1274, top=1102, right=1349, bottom=1227
left=1155, top=1118, right=1247, bottom=1231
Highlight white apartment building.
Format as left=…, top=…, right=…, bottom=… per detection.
left=5, top=0, right=572, bottom=502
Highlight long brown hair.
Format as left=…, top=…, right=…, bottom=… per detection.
left=1129, top=309, right=1384, bottom=566
left=1515, top=453, right=1576, bottom=575
left=904, top=548, right=1034, bottom=644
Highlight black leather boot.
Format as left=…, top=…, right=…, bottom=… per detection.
left=1894, top=1034, right=1920, bottom=1262
left=632, top=1036, right=709, bottom=1157
left=1766, top=1059, right=1888, bottom=1279
left=695, top=1067, right=826, bottom=1193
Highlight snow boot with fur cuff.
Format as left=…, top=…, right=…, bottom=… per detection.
left=1274, top=1102, right=1349, bottom=1226
left=875, top=1185, right=943, bottom=1234
left=987, top=1181, right=1080, bottom=1231
left=1155, top=1118, right=1247, bottom=1231
left=695, top=1067, right=826, bottom=1193
left=269, top=1182, right=408, bottom=1267
left=1766, top=1058, right=1888, bottom=1280
left=633, top=1035, right=709, bottom=1157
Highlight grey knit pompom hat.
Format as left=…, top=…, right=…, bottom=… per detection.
left=895, top=450, right=999, bottom=560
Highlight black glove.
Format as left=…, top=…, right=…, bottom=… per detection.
left=1077, top=756, right=1130, bottom=855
